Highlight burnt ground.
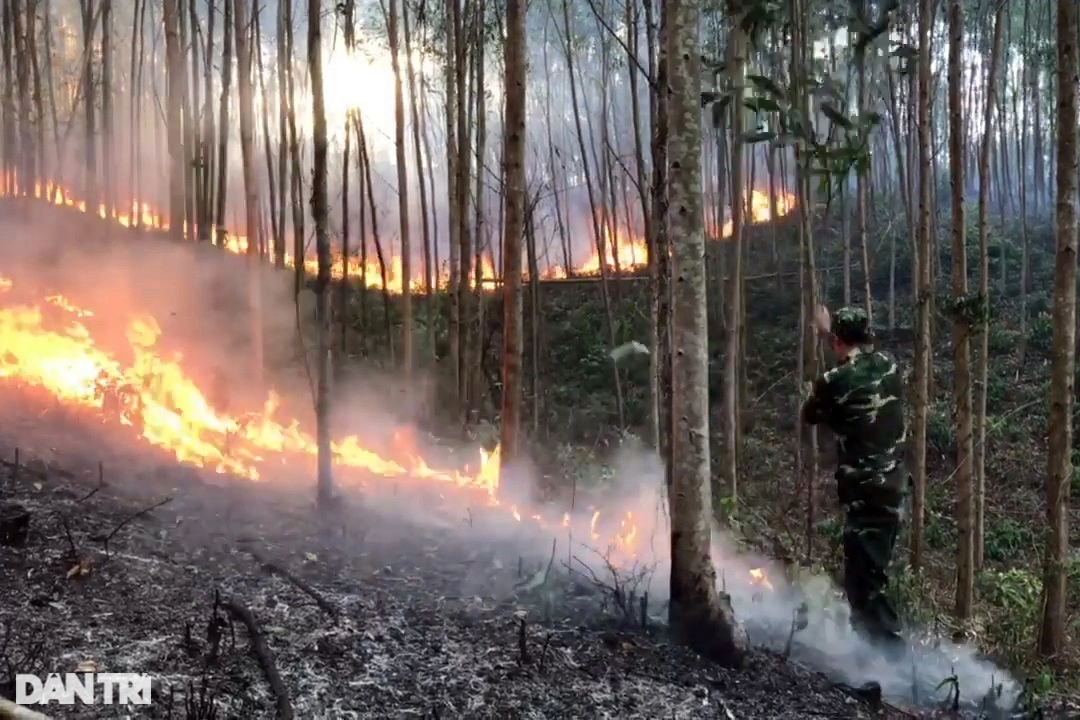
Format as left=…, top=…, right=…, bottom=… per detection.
left=0, top=390, right=1033, bottom=720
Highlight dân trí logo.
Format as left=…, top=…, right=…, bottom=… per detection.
left=15, top=673, right=152, bottom=706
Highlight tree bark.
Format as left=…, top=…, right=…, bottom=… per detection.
left=908, top=0, right=934, bottom=570
left=947, top=0, right=974, bottom=620
left=387, top=0, right=412, bottom=382
left=308, top=0, right=333, bottom=507
left=665, top=0, right=747, bottom=668
left=973, top=0, right=1005, bottom=571
left=498, top=0, right=525, bottom=468
left=1038, top=0, right=1077, bottom=664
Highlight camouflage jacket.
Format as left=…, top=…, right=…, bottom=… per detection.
left=801, top=347, right=908, bottom=507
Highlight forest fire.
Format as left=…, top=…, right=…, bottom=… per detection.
left=0, top=177, right=795, bottom=294
left=0, top=268, right=778, bottom=590
left=0, top=274, right=643, bottom=551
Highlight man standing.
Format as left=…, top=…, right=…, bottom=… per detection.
left=801, top=305, right=907, bottom=649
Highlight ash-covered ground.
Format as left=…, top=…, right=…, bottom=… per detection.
left=0, top=390, right=1052, bottom=719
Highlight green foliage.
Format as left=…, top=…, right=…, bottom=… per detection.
left=986, top=324, right=1020, bottom=355
left=925, top=511, right=955, bottom=551
left=885, top=566, right=937, bottom=625
left=984, top=374, right=1011, bottom=413
left=816, top=515, right=843, bottom=552
left=977, top=568, right=1043, bottom=665
left=1027, top=313, right=1054, bottom=354
left=984, top=519, right=1036, bottom=564
left=926, top=401, right=954, bottom=456
left=944, top=292, right=990, bottom=328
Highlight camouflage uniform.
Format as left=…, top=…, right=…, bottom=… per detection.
left=801, top=307, right=907, bottom=645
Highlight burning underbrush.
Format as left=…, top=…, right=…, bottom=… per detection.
left=0, top=268, right=1032, bottom=717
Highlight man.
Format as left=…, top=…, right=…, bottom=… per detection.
left=801, top=305, right=907, bottom=649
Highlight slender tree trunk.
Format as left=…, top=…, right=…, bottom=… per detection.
left=232, top=0, right=258, bottom=256
left=1038, top=0, right=1077, bottom=664
left=80, top=0, right=97, bottom=204
left=444, top=0, right=461, bottom=416
left=498, top=0, right=525, bottom=468
left=308, top=0, right=333, bottom=507
left=214, top=0, right=233, bottom=242
left=402, top=0, right=434, bottom=356
left=666, top=0, right=747, bottom=667
left=387, top=0, right=412, bottom=382
left=909, top=0, right=934, bottom=570
left=973, top=1, right=1005, bottom=571
left=720, top=10, right=747, bottom=514
left=947, top=0, right=974, bottom=619
left=163, top=0, right=185, bottom=238
left=199, top=0, right=216, bottom=242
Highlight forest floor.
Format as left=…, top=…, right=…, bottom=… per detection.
left=0, top=384, right=1039, bottom=720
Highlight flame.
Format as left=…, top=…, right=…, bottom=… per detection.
left=0, top=175, right=793, bottom=294
left=748, top=567, right=773, bottom=590
left=0, top=273, right=778, bottom=592
left=0, top=274, right=645, bottom=557
left=539, top=190, right=796, bottom=280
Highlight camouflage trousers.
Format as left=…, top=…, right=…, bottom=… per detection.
left=842, top=501, right=903, bottom=644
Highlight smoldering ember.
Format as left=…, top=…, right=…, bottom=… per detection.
left=0, top=0, right=1078, bottom=718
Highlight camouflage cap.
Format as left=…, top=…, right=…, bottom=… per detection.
left=833, top=306, right=873, bottom=345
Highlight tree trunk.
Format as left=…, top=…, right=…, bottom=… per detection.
left=498, top=0, right=525, bottom=468
left=720, top=11, right=747, bottom=514
left=444, top=0, right=461, bottom=416
left=947, top=0, right=974, bottom=620
left=163, top=0, right=185, bottom=238
left=232, top=0, right=258, bottom=256
left=665, top=0, right=747, bottom=668
left=973, top=0, right=1005, bottom=571
left=214, top=0, right=233, bottom=242
left=909, top=0, right=934, bottom=571
left=387, top=0, right=412, bottom=383
left=308, top=0, right=333, bottom=507
left=1038, top=0, right=1077, bottom=664
left=402, top=0, right=435, bottom=357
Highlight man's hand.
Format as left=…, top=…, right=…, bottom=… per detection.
left=812, top=304, right=831, bottom=335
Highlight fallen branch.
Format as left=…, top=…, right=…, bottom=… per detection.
left=90, top=496, right=172, bottom=556
left=223, top=599, right=293, bottom=720
left=244, top=548, right=337, bottom=617
left=0, top=699, right=52, bottom=720
left=75, top=462, right=107, bottom=503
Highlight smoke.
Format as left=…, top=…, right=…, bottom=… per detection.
left=452, top=439, right=1023, bottom=714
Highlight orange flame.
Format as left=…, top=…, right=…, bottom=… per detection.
left=540, top=190, right=796, bottom=280
left=0, top=175, right=793, bottom=294
left=0, top=275, right=645, bottom=551
left=0, top=272, right=778, bottom=590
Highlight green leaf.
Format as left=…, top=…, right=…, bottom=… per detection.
left=821, top=103, right=853, bottom=129
left=740, top=130, right=776, bottom=144
left=891, top=43, right=917, bottom=59
left=701, top=90, right=729, bottom=108
left=747, top=74, right=785, bottom=99
left=744, top=96, right=782, bottom=113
